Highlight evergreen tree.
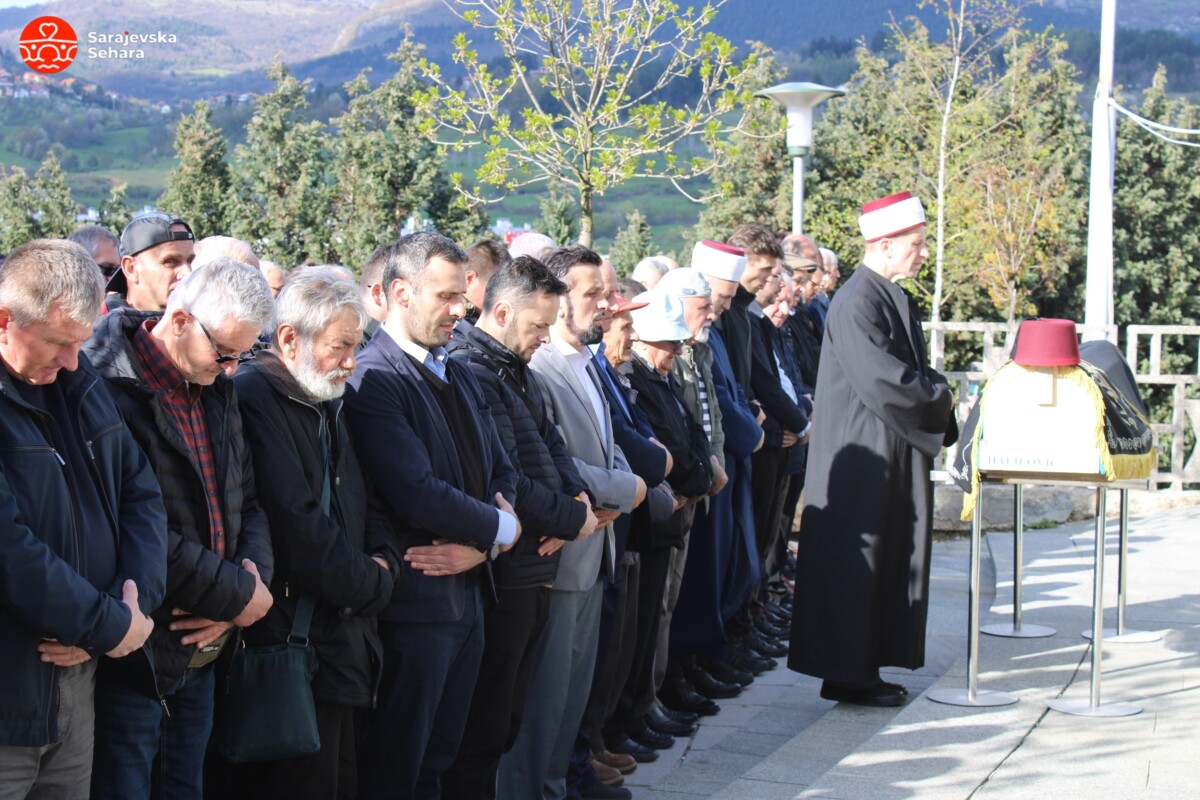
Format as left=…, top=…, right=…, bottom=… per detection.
left=33, top=151, right=78, bottom=238
left=1113, top=67, right=1200, bottom=372
left=426, top=170, right=491, bottom=246
left=99, top=181, right=132, bottom=233
left=694, top=44, right=792, bottom=243
left=233, top=60, right=333, bottom=266
left=538, top=189, right=579, bottom=247
left=329, top=34, right=445, bottom=269
left=0, top=167, right=40, bottom=253
left=160, top=101, right=233, bottom=238
left=609, top=210, right=653, bottom=277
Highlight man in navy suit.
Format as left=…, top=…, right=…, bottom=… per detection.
left=345, top=232, right=520, bottom=800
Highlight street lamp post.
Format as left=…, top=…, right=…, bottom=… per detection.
left=755, top=82, right=845, bottom=234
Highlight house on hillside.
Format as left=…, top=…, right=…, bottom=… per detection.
left=0, top=70, right=13, bottom=98
left=29, top=86, right=50, bottom=100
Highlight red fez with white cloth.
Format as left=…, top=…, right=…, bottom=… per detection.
left=858, top=191, right=926, bottom=242
left=692, top=240, right=747, bottom=282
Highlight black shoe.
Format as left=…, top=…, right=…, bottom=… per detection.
left=746, top=631, right=788, bottom=658
left=629, top=719, right=676, bottom=750
left=607, top=733, right=659, bottom=763
left=580, top=781, right=634, bottom=800
left=726, top=644, right=774, bottom=675
left=683, top=662, right=743, bottom=699
left=764, top=605, right=792, bottom=626
left=660, top=674, right=721, bottom=716
left=880, top=680, right=910, bottom=696
left=658, top=704, right=700, bottom=726
left=755, top=616, right=790, bottom=640
left=700, top=657, right=753, bottom=687
left=819, top=681, right=906, bottom=708
left=645, top=706, right=698, bottom=737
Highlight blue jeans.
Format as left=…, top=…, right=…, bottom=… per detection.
left=91, top=664, right=215, bottom=800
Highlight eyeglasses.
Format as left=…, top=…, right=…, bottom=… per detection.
left=195, top=318, right=256, bottom=365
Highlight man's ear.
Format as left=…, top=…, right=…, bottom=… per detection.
left=493, top=301, right=510, bottom=327
left=121, top=255, right=137, bottom=284
left=169, top=308, right=191, bottom=337
left=0, top=306, right=12, bottom=342
left=276, top=323, right=298, bottom=355
left=389, top=278, right=410, bottom=310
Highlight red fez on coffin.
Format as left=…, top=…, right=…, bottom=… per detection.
left=1012, top=318, right=1081, bottom=367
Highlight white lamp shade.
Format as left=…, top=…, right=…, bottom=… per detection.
left=755, top=82, right=846, bottom=150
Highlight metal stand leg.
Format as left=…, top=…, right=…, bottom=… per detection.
left=983, top=485, right=1055, bottom=639
left=1082, top=489, right=1161, bottom=644
left=929, top=491, right=1018, bottom=708
left=1050, top=489, right=1141, bottom=717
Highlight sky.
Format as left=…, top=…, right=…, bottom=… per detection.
left=0, top=0, right=46, bottom=8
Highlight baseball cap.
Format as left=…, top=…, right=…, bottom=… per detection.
left=119, top=212, right=194, bottom=259
left=611, top=293, right=649, bottom=316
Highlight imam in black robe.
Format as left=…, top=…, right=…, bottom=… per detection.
left=789, top=263, right=957, bottom=687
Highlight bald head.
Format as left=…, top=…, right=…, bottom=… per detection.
left=781, top=234, right=822, bottom=270
left=194, top=236, right=259, bottom=269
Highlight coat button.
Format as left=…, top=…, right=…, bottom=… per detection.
left=341, top=607, right=352, bottom=618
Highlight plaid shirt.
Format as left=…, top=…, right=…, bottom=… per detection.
left=132, top=320, right=226, bottom=560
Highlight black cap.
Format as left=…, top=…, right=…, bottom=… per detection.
left=119, top=212, right=194, bottom=259
left=110, top=212, right=194, bottom=294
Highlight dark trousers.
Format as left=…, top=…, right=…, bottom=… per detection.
left=606, top=545, right=674, bottom=737
left=232, top=701, right=366, bottom=800
left=358, top=589, right=485, bottom=800
left=91, top=663, right=215, bottom=800
left=442, top=586, right=550, bottom=800
left=0, top=661, right=95, bottom=800
left=751, top=444, right=791, bottom=581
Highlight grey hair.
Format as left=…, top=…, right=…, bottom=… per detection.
left=165, top=257, right=275, bottom=332
left=818, top=247, right=839, bottom=267
left=66, top=225, right=119, bottom=258
left=194, top=236, right=259, bottom=268
left=274, top=267, right=368, bottom=340
left=631, top=256, right=675, bottom=288
left=382, top=232, right=467, bottom=296
left=0, top=239, right=103, bottom=326
left=508, top=232, right=555, bottom=260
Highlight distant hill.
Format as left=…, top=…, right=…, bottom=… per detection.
left=0, top=0, right=1197, bottom=102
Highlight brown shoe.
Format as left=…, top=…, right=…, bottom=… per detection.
left=591, top=749, right=637, bottom=775
left=589, top=758, right=625, bottom=786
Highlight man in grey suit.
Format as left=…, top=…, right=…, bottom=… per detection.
left=499, top=246, right=647, bottom=800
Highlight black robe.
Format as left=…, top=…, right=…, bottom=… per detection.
left=789, top=264, right=957, bottom=686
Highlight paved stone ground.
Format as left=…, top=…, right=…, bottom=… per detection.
left=621, top=502, right=1200, bottom=800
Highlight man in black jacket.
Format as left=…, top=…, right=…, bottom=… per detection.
left=728, top=224, right=809, bottom=661
left=0, top=240, right=162, bottom=799
left=444, top=256, right=599, bottom=799
left=346, top=233, right=520, bottom=800
left=231, top=268, right=395, bottom=800
left=84, top=257, right=276, bottom=800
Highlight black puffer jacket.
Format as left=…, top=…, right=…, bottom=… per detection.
left=83, top=309, right=274, bottom=698
left=233, top=352, right=392, bottom=707
left=447, top=324, right=590, bottom=589
left=621, top=354, right=714, bottom=550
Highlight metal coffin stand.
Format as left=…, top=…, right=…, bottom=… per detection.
left=928, top=473, right=1149, bottom=717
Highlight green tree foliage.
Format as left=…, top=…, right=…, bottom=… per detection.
left=0, top=167, right=40, bottom=254
left=232, top=60, right=333, bottom=266
left=329, top=34, right=445, bottom=270
left=420, top=0, right=758, bottom=247
left=160, top=101, right=233, bottom=238
left=538, top=189, right=580, bottom=247
left=98, top=182, right=133, bottom=233
left=33, top=151, right=78, bottom=239
left=426, top=171, right=492, bottom=246
left=694, top=43, right=791, bottom=244
left=1113, top=68, right=1200, bottom=353
left=806, top=1, right=1086, bottom=324
left=610, top=210, right=654, bottom=276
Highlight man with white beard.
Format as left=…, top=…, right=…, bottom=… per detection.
left=231, top=268, right=396, bottom=799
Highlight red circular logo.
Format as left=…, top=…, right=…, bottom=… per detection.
left=19, top=16, right=78, bottom=74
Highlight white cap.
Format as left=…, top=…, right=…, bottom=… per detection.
left=691, top=239, right=746, bottom=282
left=858, top=191, right=926, bottom=242
left=629, top=290, right=691, bottom=342
left=655, top=268, right=710, bottom=299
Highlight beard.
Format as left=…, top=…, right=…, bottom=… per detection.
left=692, top=323, right=710, bottom=344
left=294, top=341, right=352, bottom=403
left=565, top=296, right=604, bottom=346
